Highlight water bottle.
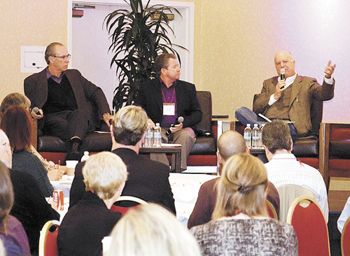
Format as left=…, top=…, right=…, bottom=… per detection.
left=81, top=151, right=90, bottom=162
left=153, top=123, right=162, bottom=148
left=244, top=124, right=252, bottom=149
left=258, top=124, right=264, bottom=148
left=252, top=124, right=259, bottom=149
left=144, top=127, right=153, bottom=148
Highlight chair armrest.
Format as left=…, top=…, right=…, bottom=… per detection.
left=31, top=117, right=38, bottom=149
left=213, top=118, right=236, bottom=140
left=319, top=123, right=330, bottom=190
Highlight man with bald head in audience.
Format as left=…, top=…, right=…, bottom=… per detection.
left=187, top=130, right=279, bottom=228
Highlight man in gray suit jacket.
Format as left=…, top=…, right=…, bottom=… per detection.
left=24, top=42, right=112, bottom=158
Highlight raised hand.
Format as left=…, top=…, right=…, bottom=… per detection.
left=324, top=60, right=336, bottom=79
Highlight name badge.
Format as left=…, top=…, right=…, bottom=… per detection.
left=163, top=103, right=175, bottom=116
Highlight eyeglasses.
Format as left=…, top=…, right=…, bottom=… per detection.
left=53, top=54, right=71, bottom=60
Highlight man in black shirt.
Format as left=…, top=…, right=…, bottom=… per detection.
left=24, top=42, right=112, bottom=158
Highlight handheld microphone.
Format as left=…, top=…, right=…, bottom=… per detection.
left=280, top=68, right=286, bottom=81
left=279, top=68, right=286, bottom=89
left=32, top=107, right=44, bottom=117
left=166, top=116, right=184, bottom=141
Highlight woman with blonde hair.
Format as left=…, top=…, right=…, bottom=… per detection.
left=107, top=203, right=201, bottom=256
left=58, top=151, right=127, bottom=256
left=191, top=153, right=297, bottom=256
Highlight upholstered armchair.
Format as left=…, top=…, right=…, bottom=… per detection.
left=32, top=91, right=219, bottom=168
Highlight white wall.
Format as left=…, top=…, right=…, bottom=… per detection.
left=71, top=2, right=193, bottom=109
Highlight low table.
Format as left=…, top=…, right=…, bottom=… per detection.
left=250, top=148, right=268, bottom=163
left=140, top=145, right=182, bottom=172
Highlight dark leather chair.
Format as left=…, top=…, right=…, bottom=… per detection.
left=35, top=91, right=218, bottom=167
left=319, top=123, right=350, bottom=190
left=235, top=98, right=323, bottom=169
left=188, top=91, right=217, bottom=166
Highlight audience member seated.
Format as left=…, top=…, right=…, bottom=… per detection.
left=69, top=105, right=176, bottom=214
left=188, top=131, right=279, bottom=228
left=1, top=106, right=54, bottom=196
left=191, top=153, right=297, bottom=256
left=24, top=42, right=112, bottom=160
left=58, top=152, right=127, bottom=256
left=107, top=203, right=201, bottom=256
left=0, top=92, right=65, bottom=181
left=262, top=120, right=329, bottom=221
left=0, top=129, right=59, bottom=255
left=236, top=50, right=335, bottom=139
left=0, top=161, right=31, bottom=256
left=338, top=196, right=350, bottom=233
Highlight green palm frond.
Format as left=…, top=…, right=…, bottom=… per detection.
left=104, top=0, right=186, bottom=110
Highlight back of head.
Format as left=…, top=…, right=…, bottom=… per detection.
left=154, top=53, right=177, bottom=77
left=0, top=93, right=31, bottom=115
left=0, top=130, right=12, bottom=169
left=218, top=130, right=247, bottom=161
left=0, top=161, right=14, bottom=231
left=0, top=106, right=32, bottom=152
left=213, top=153, right=268, bottom=219
left=83, top=151, right=127, bottom=200
left=107, top=203, right=201, bottom=256
left=262, top=120, right=292, bottom=153
left=112, top=105, right=148, bottom=146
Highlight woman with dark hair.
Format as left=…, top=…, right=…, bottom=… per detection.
left=0, top=92, right=64, bottom=181
left=0, top=128, right=59, bottom=255
left=1, top=106, right=53, bottom=197
left=0, top=161, right=30, bottom=256
left=191, top=153, right=297, bottom=256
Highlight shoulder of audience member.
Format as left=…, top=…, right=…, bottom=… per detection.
left=147, top=159, right=171, bottom=174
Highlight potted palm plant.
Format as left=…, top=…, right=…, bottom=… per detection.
left=105, top=0, right=186, bottom=111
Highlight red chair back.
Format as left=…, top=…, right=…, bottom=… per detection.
left=266, top=200, right=278, bottom=219
left=111, top=205, right=130, bottom=215
left=287, top=196, right=330, bottom=256
left=342, top=218, right=350, bottom=256
left=111, top=196, right=147, bottom=215
left=39, top=220, right=60, bottom=256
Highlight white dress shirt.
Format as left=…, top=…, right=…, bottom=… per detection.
left=265, top=152, right=329, bottom=222
left=338, top=197, right=350, bottom=233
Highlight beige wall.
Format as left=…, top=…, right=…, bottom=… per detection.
left=1, top=0, right=350, bottom=122
left=0, top=0, right=67, bottom=101
left=194, top=0, right=276, bottom=117
left=193, top=0, right=350, bottom=122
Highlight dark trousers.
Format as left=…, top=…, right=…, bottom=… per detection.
left=235, top=107, right=298, bottom=141
left=43, top=110, right=89, bottom=141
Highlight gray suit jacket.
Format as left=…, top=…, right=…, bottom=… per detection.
left=24, top=68, right=110, bottom=130
left=253, top=75, right=334, bottom=135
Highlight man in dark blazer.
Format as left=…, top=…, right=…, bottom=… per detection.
left=24, top=42, right=112, bottom=157
left=135, top=53, right=202, bottom=170
left=187, top=130, right=280, bottom=228
left=69, top=105, right=176, bottom=214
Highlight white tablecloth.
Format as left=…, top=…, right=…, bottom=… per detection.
left=51, top=173, right=217, bottom=224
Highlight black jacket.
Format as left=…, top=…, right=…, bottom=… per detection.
left=135, top=79, right=202, bottom=130
left=70, top=148, right=176, bottom=214
left=10, top=169, right=59, bottom=254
